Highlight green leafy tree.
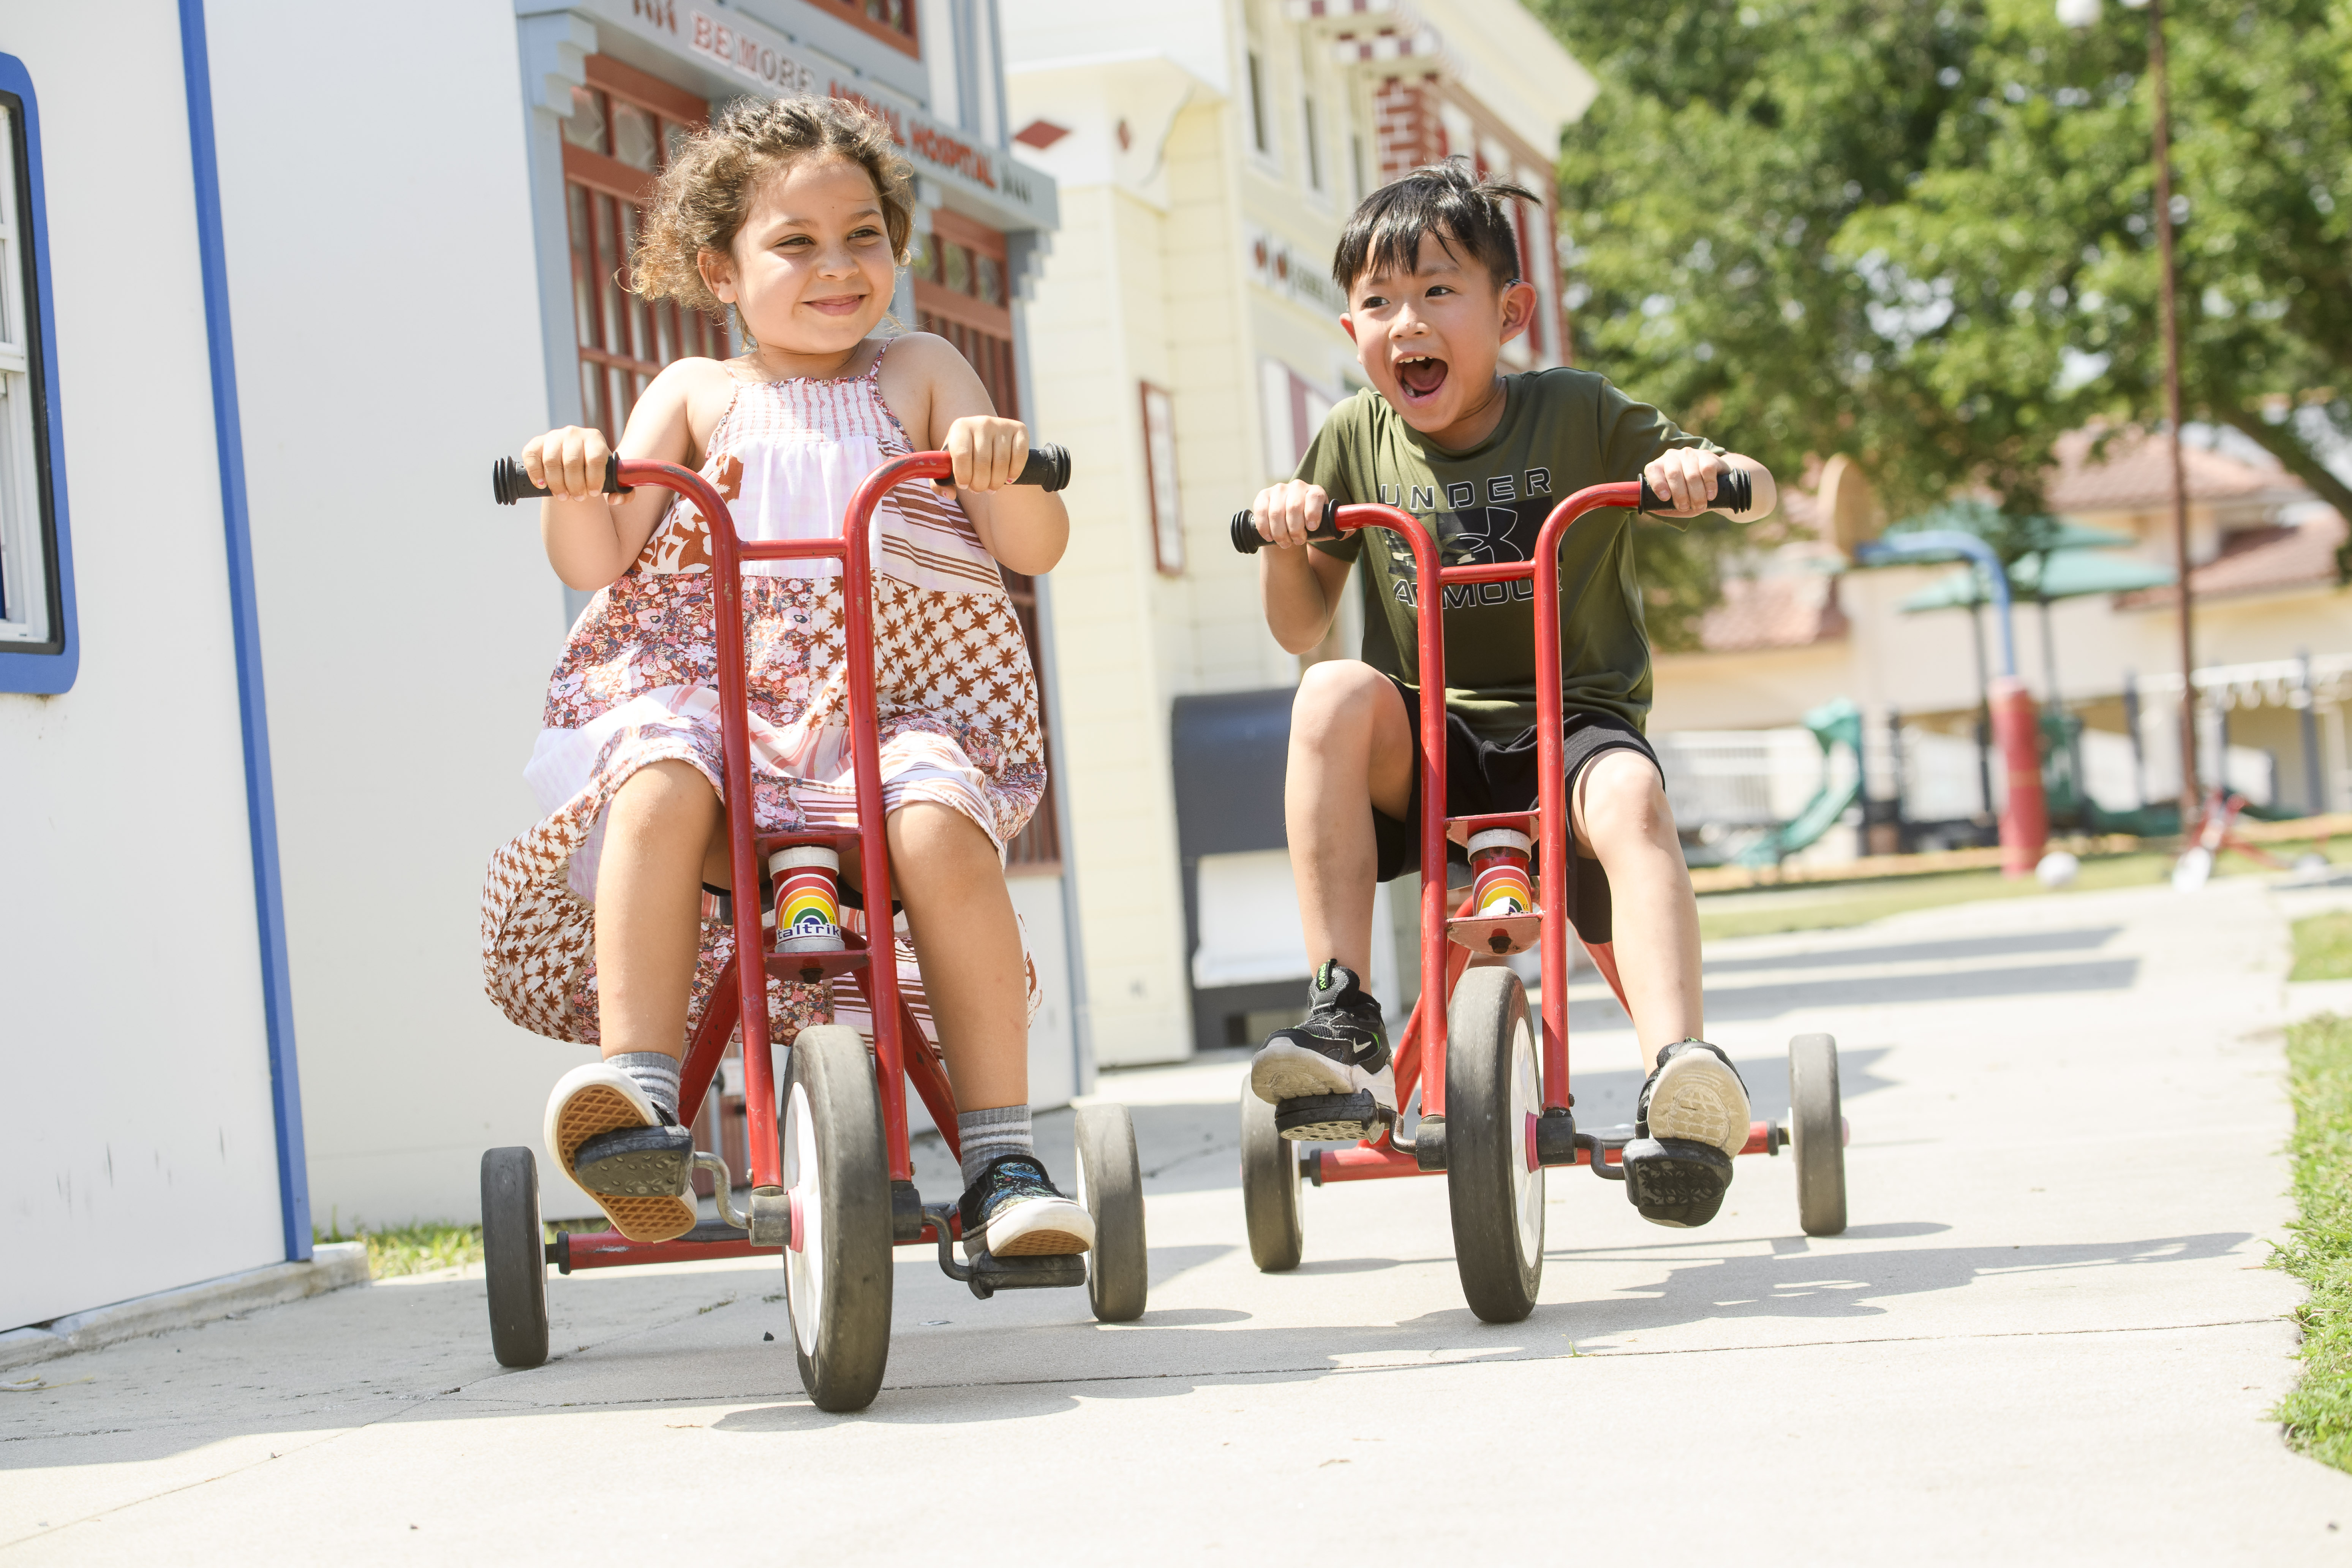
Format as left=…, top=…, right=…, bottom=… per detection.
left=1536, top=0, right=2352, bottom=620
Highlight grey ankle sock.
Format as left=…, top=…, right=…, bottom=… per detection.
left=958, top=1104, right=1032, bottom=1186
left=609, top=1051, right=681, bottom=1121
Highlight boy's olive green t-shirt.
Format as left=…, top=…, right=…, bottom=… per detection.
left=1300, top=368, right=1721, bottom=742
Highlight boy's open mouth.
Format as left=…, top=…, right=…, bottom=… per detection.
left=1396, top=353, right=1448, bottom=401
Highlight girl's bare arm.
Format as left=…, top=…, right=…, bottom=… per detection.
left=526, top=361, right=728, bottom=590
left=879, top=333, right=1068, bottom=576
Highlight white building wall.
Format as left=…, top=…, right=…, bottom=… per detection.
left=204, top=8, right=602, bottom=1227
left=0, top=6, right=286, bottom=1327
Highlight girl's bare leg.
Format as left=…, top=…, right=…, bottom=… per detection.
left=1570, top=750, right=1704, bottom=1069
left=594, top=760, right=724, bottom=1062
left=887, top=801, right=1029, bottom=1110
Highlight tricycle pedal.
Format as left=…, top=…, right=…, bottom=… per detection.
left=1275, top=1090, right=1381, bottom=1141
left=1621, top=1136, right=1732, bottom=1227
left=572, top=1122, right=695, bottom=1198
left=964, top=1248, right=1087, bottom=1299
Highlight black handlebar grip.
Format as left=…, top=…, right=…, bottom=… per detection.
left=1638, top=468, right=1752, bottom=515
left=1229, top=497, right=1342, bottom=554
left=1016, top=443, right=1072, bottom=492
left=492, top=453, right=626, bottom=506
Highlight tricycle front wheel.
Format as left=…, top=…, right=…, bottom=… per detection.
left=782, top=1024, right=894, bottom=1412
left=1445, top=966, right=1545, bottom=1324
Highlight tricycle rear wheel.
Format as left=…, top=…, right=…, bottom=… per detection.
left=1075, top=1103, right=1149, bottom=1322
left=1445, top=966, right=1545, bottom=1323
left=1789, top=1032, right=1847, bottom=1236
left=480, top=1146, right=549, bottom=1369
left=1239, top=1079, right=1304, bottom=1271
left=782, top=1024, right=894, bottom=1412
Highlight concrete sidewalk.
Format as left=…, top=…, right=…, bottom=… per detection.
left=5, top=878, right=2350, bottom=1562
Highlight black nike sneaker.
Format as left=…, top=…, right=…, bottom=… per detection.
left=1248, top=961, right=1395, bottom=1141
left=1622, top=1039, right=1751, bottom=1227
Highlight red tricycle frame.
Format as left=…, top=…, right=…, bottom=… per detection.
left=1303, top=484, right=1778, bottom=1186
left=555, top=451, right=978, bottom=1271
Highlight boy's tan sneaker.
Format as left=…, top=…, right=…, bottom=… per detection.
left=543, top=1063, right=698, bottom=1243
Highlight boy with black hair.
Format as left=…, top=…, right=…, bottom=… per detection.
left=1244, top=161, right=1779, bottom=1227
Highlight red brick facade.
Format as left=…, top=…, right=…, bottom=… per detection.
left=1372, top=76, right=1445, bottom=181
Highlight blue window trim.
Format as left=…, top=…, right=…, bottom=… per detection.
left=177, top=1, right=311, bottom=1261
left=0, top=54, right=78, bottom=693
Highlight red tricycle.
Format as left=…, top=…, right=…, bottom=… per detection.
left=479, top=443, right=1147, bottom=1412
left=1228, top=474, right=1849, bottom=1324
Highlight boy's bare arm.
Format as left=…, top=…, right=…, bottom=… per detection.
left=1251, top=480, right=1356, bottom=654
left=1642, top=448, right=1777, bottom=522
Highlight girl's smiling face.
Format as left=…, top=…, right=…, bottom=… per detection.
left=699, top=154, right=899, bottom=363
left=1342, top=229, right=1537, bottom=448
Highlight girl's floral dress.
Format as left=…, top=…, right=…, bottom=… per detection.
left=480, top=341, right=1044, bottom=1056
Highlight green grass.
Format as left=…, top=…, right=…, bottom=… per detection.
left=2293, top=914, right=2352, bottom=983
left=2275, top=1013, right=2352, bottom=1472
left=1696, top=838, right=2352, bottom=943
left=314, top=1212, right=607, bottom=1279
left=315, top=1216, right=485, bottom=1279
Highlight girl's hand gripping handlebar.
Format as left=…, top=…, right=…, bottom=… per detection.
left=1225, top=468, right=1753, bottom=553
left=490, top=444, right=1074, bottom=506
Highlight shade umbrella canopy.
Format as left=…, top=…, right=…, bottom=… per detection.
left=1898, top=548, right=2174, bottom=612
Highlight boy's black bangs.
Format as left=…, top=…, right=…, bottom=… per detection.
left=1332, top=161, right=1538, bottom=296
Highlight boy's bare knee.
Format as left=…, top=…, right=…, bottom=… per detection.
left=1291, top=660, right=1387, bottom=746
left=1577, top=753, right=1676, bottom=852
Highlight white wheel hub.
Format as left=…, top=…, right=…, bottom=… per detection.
left=783, top=1081, right=824, bottom=1357
left=1507, top=1015, right=1543, bottom=1268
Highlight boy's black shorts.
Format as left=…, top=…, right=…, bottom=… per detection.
left=1370, top=674, right=1662, bottom=945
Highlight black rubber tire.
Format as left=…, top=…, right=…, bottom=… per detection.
left=1075, top=1103, right=1149, bottom=1322
left=1789, top=1032, right=1848, bottom=1236
left=1445, top=966, right=1545, bottom=1323
left=781, top=1024, right=894, bottom=1412
left=480, top=1146, right=549, bottom=1369
left=1239, top=1079, right=1304, bottom=1272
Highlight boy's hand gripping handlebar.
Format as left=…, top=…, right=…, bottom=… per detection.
left=491, top=444, right=1074, bottom=505
left=1225, top=468, right=1753, bottom=553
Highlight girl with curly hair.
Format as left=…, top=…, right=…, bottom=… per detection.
left=482, top=95, right=1087, bottom=1258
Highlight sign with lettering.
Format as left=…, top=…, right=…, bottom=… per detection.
left=599, top=0, right=1053, bottom=228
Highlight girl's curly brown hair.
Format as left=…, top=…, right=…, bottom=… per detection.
left=631, top=95, right=914, bottom=326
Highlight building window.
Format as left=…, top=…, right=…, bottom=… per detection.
left=1302, top=95, right=1323, bottom=190
left=1247, top=52, right=1271, bottom=155
left=1261, top=359, right=1334, bottom=479
left=1140, top=382, right=1184, bottom=577
left=561, top=57, right=727, bottom=442
left=0, top=74, right=62, bottom=666
left=811, top=0, right=920, bottom=58
left=1351, top=132, right=1366, bottom=203
left=910, top=210, right=1019, bottom=419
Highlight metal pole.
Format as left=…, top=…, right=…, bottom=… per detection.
left=2298, top=650, right=2325, bottom=814
left=2148, top=0, right=2199, bottom=828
